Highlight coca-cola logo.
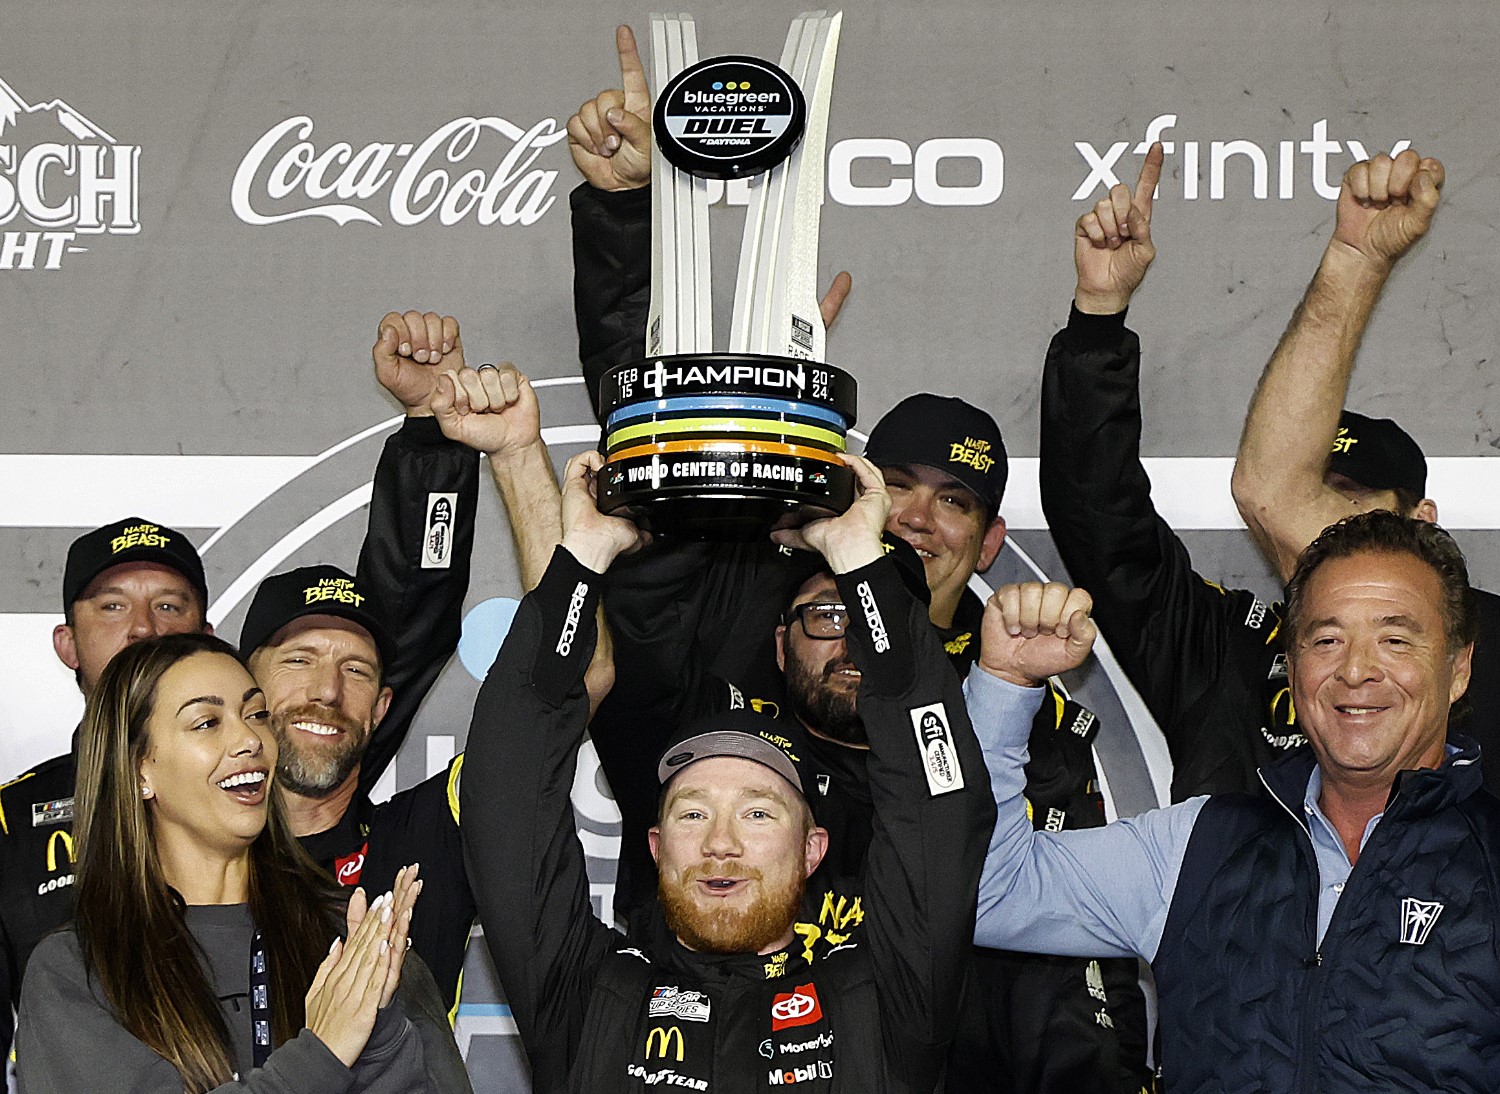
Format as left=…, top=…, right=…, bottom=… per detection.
left=230, top=114, right=568, bottom=228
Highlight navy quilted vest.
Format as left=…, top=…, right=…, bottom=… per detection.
left=1153, top=741, right=1500, bottom=1093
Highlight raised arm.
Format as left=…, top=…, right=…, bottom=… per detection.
left=357, top=311, right=480, bottom=788
left=1040, top=146, right=1264, bottom=762
left=1233, top=150, right=1445, bottom=580
left=971, top=584, right=1205, bottom=960
left=460, top=452, right=645, bottom=1085
left=786, top=457, right=998, bottom=1087
left=430, top=362, right=615, bottom=713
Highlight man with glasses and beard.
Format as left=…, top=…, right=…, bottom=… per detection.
left=464, top=451, right=994, bottom=1093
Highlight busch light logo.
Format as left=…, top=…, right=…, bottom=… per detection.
left=0, top=75, right=141, bottom=270
left=231, top=115, right=567, bottom=227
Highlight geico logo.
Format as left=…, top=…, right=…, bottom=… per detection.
left=644, top=1026, right=685, bottom=1062
left=37, top=873, right=74, bottom=896
left=555, top=581, right=589, bottom=656
left=1073, top=114, right=1412, bottom=202
left=828, top=138, right=1004, bottom=207
left=45, top=828, right=75, bottom=873
left=231, top=115, right=567, bottom=228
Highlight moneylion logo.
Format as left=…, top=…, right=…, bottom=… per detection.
left=231, top=115, right=568, bottom=228
left=0, top=75, right=141, bottom=270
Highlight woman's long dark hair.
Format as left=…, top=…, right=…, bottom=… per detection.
left=73, top=633, right=342, bottom=1093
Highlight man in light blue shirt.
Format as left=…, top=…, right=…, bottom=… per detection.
left=969, top=510, right=1500, bottom=1092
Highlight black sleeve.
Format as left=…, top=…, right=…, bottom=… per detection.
left=1038, top=308, right=1272, bottom=775
left=460, top=546, right=619, bottom=1086
left=571, top=182, right=652, bottom=420
left=355, top=415, right=479, bottom=790
left=834, top=554, right=998, bottom=1087
left=0, top=914, right=12, bottom=1054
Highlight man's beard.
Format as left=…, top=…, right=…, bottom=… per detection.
left=272, top=703, right=368, bottom=799
left=658, top=862, right=805, bottom=954
left=784, top=648, right=866, bottom=746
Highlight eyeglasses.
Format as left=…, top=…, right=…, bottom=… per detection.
left=787, top=602, right=850, bottom=640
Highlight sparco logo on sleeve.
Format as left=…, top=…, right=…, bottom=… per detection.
left=910, top=703, right=965, bottom=796
left=555, top=581, right=589, bottom=656
left=0, top=75, right=141, bottom=270
left=421, top=492, right=457, bottom=569
left=856, top=581, right=889, bottom=653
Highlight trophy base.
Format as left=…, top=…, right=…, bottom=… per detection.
left=597, top=352, right=858, bottom=541
left=598, top=448, right=855, bottom=541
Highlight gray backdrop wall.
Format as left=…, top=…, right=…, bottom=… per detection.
left=3, top=2, right=1498, bottom=1089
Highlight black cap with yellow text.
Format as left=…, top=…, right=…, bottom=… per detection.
left=862, top=393, right=1008, bottom=510
left=1329, top=411, right=1427, bottom=500
left=238, top=565, right=396, bottom=669
left=63, top=517, right=208, bottom=612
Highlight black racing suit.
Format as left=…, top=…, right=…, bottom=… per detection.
left=572, top=180, right=1152, bottom=1093
left=0, top=415, right=478, bottom=1047
left=464, top=545, right=995, bottom=1093
left=1038, top=306, right=1500, bottom=799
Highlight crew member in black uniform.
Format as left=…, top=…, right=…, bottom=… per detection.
left=1042, top=144, right=1500, bottom=802
left=465, top=449, right=995, bottom=1093
left=0, top=517, right=211, bottom=1056
left=561, top=29, right=1150, bottom=1092
left=234, top=309, right=581, bottom=1019
left=0, top=310, right=481, bottom=1052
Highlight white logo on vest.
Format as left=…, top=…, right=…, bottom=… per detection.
left=1399, top=897, right=1443, bottom=946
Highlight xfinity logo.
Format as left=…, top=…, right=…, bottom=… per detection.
left=555, top=581, right=589, bottom=656
left=856, top=581, right=888, bottom=653
left=231, top=114, right=567, bottom=227
left=1073, top=113, right=1411, bottom=202
left=0, top=75, right=141, bottom=270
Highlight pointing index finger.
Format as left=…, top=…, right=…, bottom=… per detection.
left=617, top=26, right=650, bottom=110
left=1134, top=142, right=1164, bottom=216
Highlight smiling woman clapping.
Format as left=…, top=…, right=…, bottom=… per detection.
left=14, top=633, right=443, bottom=1093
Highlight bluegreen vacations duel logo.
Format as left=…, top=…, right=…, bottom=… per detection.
left=0, top=75, right=140, bottom=270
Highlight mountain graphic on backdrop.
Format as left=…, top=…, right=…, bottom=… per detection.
left=0, top=75, right=115, bottom=168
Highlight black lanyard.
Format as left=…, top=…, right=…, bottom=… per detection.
left=250, top=931, right=272, bottom=1068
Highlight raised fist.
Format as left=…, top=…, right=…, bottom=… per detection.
left=1332, top=149, right=1444, bottom=268
left=430, top=363, right=541, bottom=459
left=979, top=583, right=1097, bottom=688
left=373, top=311, right=465, bottom=416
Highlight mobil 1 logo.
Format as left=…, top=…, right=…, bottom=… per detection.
left=654, top=56, right=806, bottom=180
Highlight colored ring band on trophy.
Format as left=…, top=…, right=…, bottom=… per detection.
left=606, top=437, right=847, bottom=465
left=604, top=416, right=847, bottom=455
left=605, top=394, right=850, bottom=432
left=598, top=353, right=857, bottom=425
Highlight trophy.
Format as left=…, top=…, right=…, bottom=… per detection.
left=597, top=11, right=856, bottom=539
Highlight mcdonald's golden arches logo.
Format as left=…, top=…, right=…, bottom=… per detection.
left=46, top=829, right=74, bottom=873
left=645, top=1026, right=685, bottom=1062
